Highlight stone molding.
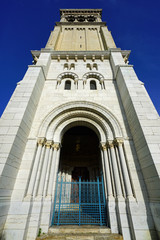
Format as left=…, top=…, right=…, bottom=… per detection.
left=83, top=72, right=104, bottom=82
left=57, top=72, right=79, bottom=83
left=38, top=102, right=124, bottom=145
left=37, top=137, right=46, bottom=146
left=31, top=50, right=130, bottom=61
left=52, top=142, right=61, bottom=150
left=45, top=140, right=53, bottom=148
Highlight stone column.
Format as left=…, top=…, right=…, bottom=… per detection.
left=27, top=137, right=46, bottom=196
left=56, top=80, right=61, bottom=89
left=43, top=146, right=53, bottom=197
left=115, top=139, right=133, bottom=198
left=61, top=81, right=65, bottom=90
left=107, top=141, right=122, bottom=198
left=74, top=80, right=78, bottom=90
left=101, top=143, right=113, bottom=197
left=37, top=140, right=53, bottom=196
left=47, top=143, right=61, bottom=196
left=83, top=80, right=87, bottom=90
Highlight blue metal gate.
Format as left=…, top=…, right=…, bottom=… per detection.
left=52, top=176, right=107, bottom=225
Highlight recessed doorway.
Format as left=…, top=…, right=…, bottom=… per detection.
left=52, top=126, right=107, bottom=226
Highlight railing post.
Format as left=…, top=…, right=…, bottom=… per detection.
left=51, top=175, right=59, bottom=225
left=79, top=176, right=81, bottom=226
left=97, top=176, right=102, bottom=226
left=101, top=175, right=106, bottom=205
left=57, top=176, right=63, bottom=225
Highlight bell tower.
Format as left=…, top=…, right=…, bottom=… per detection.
left=0, top=9, right=160, bottom=240
left=46, top=9, right=116, bottom=51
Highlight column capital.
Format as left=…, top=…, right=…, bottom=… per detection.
left=37, top=137, right=46, bottom=146
left=114, top=138, right=124, bottom=146
left=106, top=140, right=114, bottom=148
left=100, top=142, right=107, bottom=151
left=52, top=142, right=61, bottom=150
left=45, top=140, right=53, bottom=148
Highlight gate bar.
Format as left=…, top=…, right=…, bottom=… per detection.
left=57, top=176, right=63, bottom=225
left=97, top=176, right=102, bottom=225
left=79, top=176, right=81, bottom=226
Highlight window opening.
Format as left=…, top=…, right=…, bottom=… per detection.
left=65, top=80, right=71, bottom=90
left=90, top=80, right=97, bottom=90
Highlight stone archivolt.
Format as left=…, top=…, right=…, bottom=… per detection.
left=57, top=72, right=79, bottom=83
left=38, top=101, right=123, bottom=139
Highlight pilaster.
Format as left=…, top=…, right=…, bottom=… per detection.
left=110, top=50, right=160, bottom=238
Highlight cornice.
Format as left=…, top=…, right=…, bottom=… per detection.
left=56, top=22, right=106, bottom=26
left=31, top=49, right=131, bottom=61
left=60, top=9, right=102, bottom=16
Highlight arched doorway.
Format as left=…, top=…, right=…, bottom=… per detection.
left=52, top=126, right=107, bottom=226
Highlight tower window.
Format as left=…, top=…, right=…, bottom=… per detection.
left=90, top=80, right=97, bottom=90
left=87, top=63, right=92, bottom=70
left=93, top=63, right=98, bottom=70
left=65, top=80, right=71, bottom=90
left=64, top=63, right=69, bottom=70
left=80, top=45, right=82, bottom=48
left=70, top=63, right=75, bottom=70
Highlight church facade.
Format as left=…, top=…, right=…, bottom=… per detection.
left=0, top=9, right=160, bottom=240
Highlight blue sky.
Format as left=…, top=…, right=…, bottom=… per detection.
left=0, top=0, right=160, bottom=116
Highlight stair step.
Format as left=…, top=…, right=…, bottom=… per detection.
left=49, top=226, right=111, bottom=234
left=36, top=234, right=123, bottom=240
left=36, top=226, right=123, bottom=240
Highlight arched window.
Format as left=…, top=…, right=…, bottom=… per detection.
left=65, top=80, right=71, bottom=90
left=64, top=63, right=69, bottom=70
left=86, top=63, right=91, bottom=70
left=90, top=80, right=97, bottom=90
left=70, top=63, right=75, bottom=70
left=93, top=63, right=98, bottom=70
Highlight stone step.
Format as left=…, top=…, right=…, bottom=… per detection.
left=36, top=226, right=123, bottom=240
left=49, top=226, right=111, bottom=234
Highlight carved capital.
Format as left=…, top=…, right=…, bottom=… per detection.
left=45, top=140, right=53, bottom=148
left=114, top=138, right=124, bottom=146
left=100, top=143, right=107, bottom=151
left=52, top=142, right=61, bottom=150
left=83, top=80, right=87, bottom=84
left=37, top=137, right=46, bottom=146
left=106, top=140, right=114, bottom=148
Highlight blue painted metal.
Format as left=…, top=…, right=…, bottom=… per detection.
left=79, top=176, right=81, bottom=226
left=52, top=176, right=107, bottom=226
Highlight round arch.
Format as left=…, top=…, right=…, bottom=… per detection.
left=38, top=101, right=123, bottom=141
left=83, top=72, right=104, bottom=83
left=57, top=72, right=79, bottom=83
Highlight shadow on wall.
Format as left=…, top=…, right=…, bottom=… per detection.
left=0, top=232, right=5, bottom=240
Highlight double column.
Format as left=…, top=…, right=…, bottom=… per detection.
left=100, top=138, right=133, bottom=199
left=26, top=138, right=61, bottom=198
left=47, top=143, right=61, bottom=197
left=114, top=139, right=133, bottom=198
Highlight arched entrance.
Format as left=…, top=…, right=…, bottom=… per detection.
left=52, top=126, right=107, bottom=226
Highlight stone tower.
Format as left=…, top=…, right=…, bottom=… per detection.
left=0, top=9, right=160, bottom=240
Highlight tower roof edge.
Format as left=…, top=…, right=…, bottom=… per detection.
left=60, top=9, right=102, bottom=16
